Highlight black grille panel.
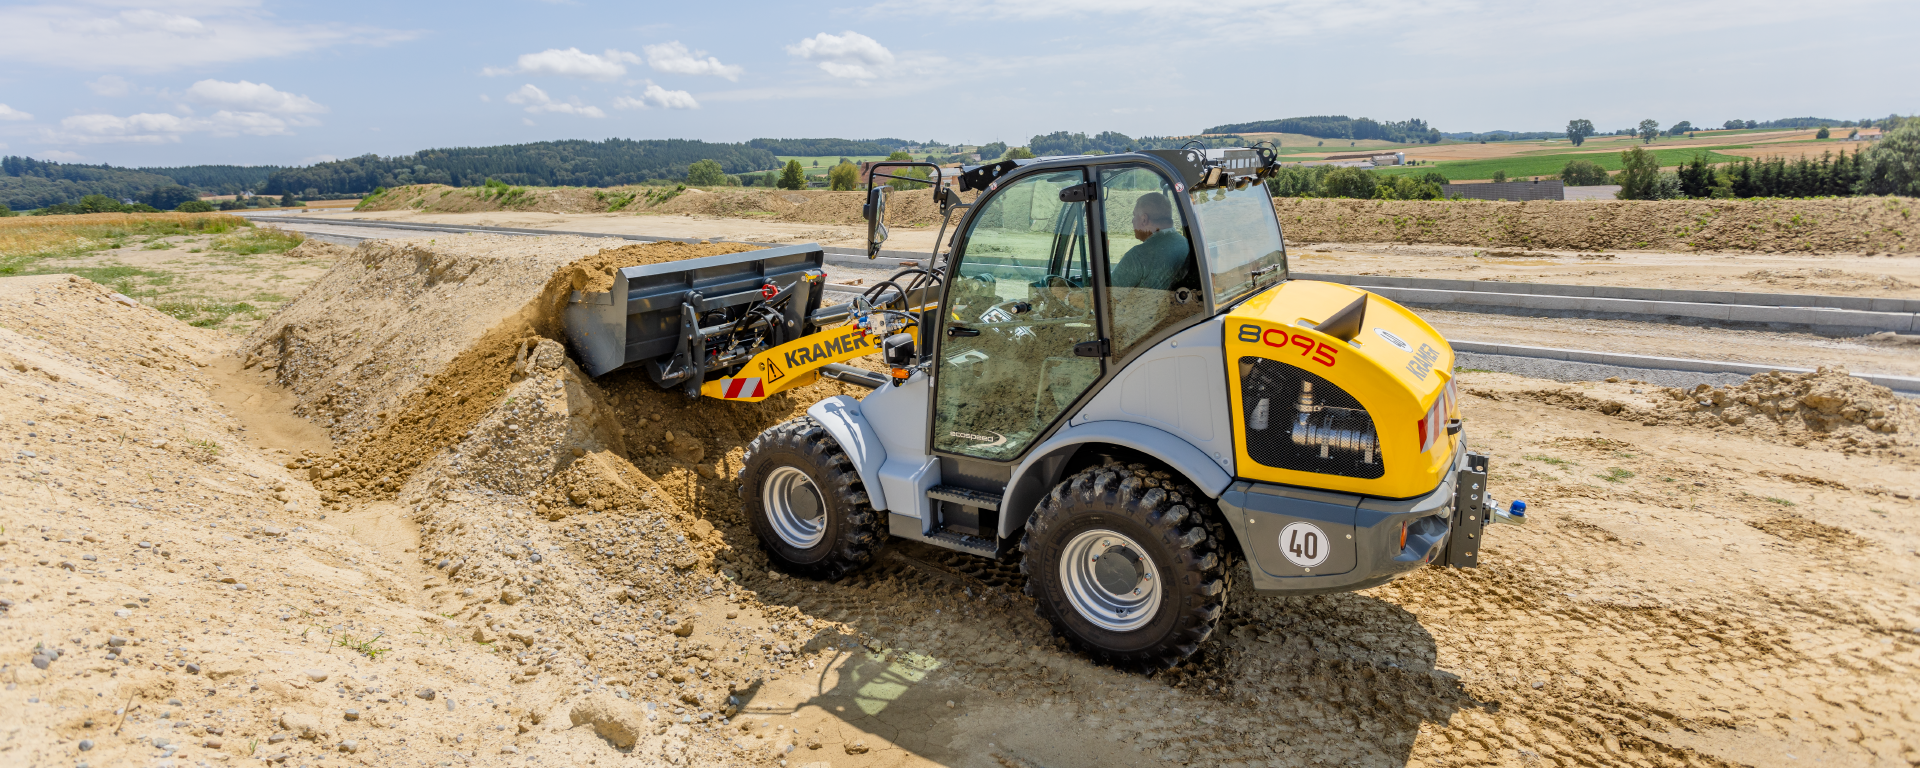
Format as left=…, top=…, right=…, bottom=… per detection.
left=1239, top=357, right=1384, bottom=479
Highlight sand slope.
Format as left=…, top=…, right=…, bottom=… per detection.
left=8, top=235, right=1919, bottom=768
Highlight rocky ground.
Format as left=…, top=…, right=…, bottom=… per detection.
left=2, top=235, right=1916, bottom=768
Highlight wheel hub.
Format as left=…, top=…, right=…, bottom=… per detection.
left=762, top=466, right=826, bottom=549
left=1060, top=529, right=1161, bottom=631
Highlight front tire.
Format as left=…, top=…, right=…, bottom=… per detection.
left=1021, top=464, right=1229, bottom=668
left=740, top=416, right=883, bottom=580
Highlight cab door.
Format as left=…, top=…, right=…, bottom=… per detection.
left=932, top=168, right=1103, bottom=462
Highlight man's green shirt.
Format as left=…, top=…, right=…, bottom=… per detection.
left=1109, top=228, right=1190, bottom=291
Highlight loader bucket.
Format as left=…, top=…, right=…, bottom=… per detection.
left=563, top=243, right=826, bottom=382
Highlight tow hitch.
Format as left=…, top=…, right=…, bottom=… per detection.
left=1441, top=452, right=1527, bottom=568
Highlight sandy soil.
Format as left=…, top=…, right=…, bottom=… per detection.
left=5, top=237, right=1919, bottom=768
left=1276, top=197, right=1917, bottom=255
left=1291, top=244, right=1920, bottom=298
left=325, top=209, right=952, bottom=256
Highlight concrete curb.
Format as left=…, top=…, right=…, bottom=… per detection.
left=1297, top=272, right=1920, bottom=313
left=1360, top=285, right=1916, bottom=334
left=1451, top=339, right=1920, bottom=393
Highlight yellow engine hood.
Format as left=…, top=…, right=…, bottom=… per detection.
left=1223, top=280, right=1458, bottom=498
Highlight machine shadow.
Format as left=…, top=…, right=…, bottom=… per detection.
left=736, top=548, right=1481, bottom=768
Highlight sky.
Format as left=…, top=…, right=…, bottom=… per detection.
left=0, top=0, right=1914, bottom=168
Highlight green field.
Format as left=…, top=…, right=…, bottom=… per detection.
left=1374, top=148, right=1751, bottom=182
left=775, top=155, right=890, bottom=169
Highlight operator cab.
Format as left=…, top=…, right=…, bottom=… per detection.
left=930, top=150, right=1288, bottom=465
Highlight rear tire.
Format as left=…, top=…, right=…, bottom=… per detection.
left=1021, top=464, right=1229, bottom=669
left=740, top=416, right=884, bottom=580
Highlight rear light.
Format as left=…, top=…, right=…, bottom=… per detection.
left=1414, top=380, right=1458, bottom=455
left=1416, top=397, right=1442, bottom=454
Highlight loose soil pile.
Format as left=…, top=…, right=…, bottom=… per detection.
left=564, top=240, right=759, bottom=294
left=355, top=183, right=1917, bottom=253
left=357, top=184, right=969, bottom=230
left=1468, top=367, right=1920, bottom=459
left=1276, top=196, right=1919, bottom=254
left=1740, top=267, right=1916, bottom=292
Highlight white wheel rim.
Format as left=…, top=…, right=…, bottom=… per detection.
left=762, top=466, right=826, bottom=549
left=1059, top=529, right=1161, bottom=631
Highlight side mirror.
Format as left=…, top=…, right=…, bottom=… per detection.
left=864, top=186, right=889, bottom=259
left=882, top=332, right=916, bottom=384
left=882, top=332, right=916, bottom=368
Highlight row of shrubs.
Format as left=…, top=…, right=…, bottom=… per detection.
left=0, top=193, right=305, bottom=217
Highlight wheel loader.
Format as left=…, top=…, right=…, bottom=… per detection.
left=563, top=145, right=1527, bottom=667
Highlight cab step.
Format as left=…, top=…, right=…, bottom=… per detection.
left=926, top=529, right=998, bottom=556
left=927, top=485, right=1002, bottom=511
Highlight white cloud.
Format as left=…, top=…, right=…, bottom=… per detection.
left=504, top=84, right=606, bottom=117
left=183, top=80, right=327, bottom=116
left=0, top=104, right=32, bottom=121
left=612, top=82, right=700, bottom=110
left=486, top=48, right=640, bottom=81
left=786, top=32, right=895, bottom=80
left=37, top=149, right=83, bottom=161
left=643, top=42, right=741, bottom=81
left=87, top=75, right=131, bottom=97
left=52, top=109, right=304, bottom=144
left=0, top=3, right=414, bottom=72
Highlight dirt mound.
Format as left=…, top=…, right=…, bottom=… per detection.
left=355, top=184, right=618, bottom=215
left=1741, top=267, right=1916, bottom=292
left=564, top=240, right=759, bottom=293
left=242, top=235, right=770, bottom=503
left=357, top=183, right=971, bottom=229
left=1275, top=196, right=1918, bottom=253
left=1472, top=367, right=1918, bottom=457
left=230, top=233, right=892, bottom=763
left=282, top=239, right=351, bottom=260
left=0, top=274, right=552, bottom=765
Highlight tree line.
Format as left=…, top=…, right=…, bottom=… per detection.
left=263, top=138, right=782, bottom=195
left=1266, top=166, right=1452, bottom=200
left=141, top=164, right=281, bottom=192
left=1025, top=132, right=1257, bottom=157
left=1204, top=116, right=1443, bottom=144
left=1605, top=120, right=1918, bottom=199
left=0, top=159, right=210, bottom=212
left=745, top=138, right=905, bottom=156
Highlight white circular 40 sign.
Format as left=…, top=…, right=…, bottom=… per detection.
left=1278, top=522, right=1330, bottom=568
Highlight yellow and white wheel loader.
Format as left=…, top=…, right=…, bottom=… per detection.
left=564, top=146, right=1526, bottom=667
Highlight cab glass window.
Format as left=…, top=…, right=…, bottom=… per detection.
left=933, top=169, right=1101, bottom=460
left=1098, top=165, right=1201, bottom=354
left=1190, top=182, right=1287, bottom=306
